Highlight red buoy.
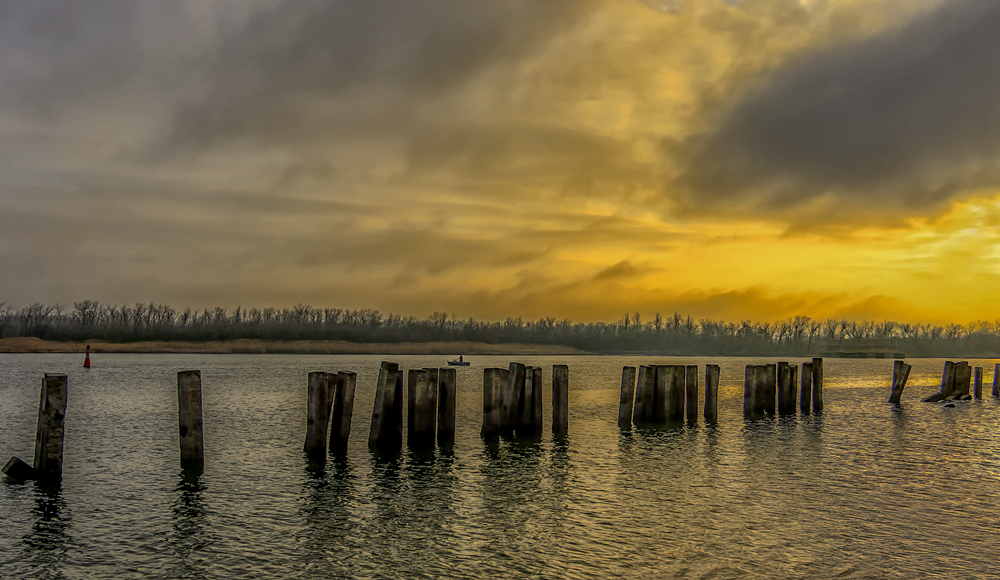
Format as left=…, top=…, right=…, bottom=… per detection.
left=84, top=344, right=91, bottom=368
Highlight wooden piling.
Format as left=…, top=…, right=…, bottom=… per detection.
left=329, top=371, right=356, bottom=455
left=501, top=363, right=526, bottom=437
left=993, top=363, right=1000, bottom=398
left=789, top=365, right=798, bottom=411
left=519, top=366, right=536, bottom=436
left=777, top=362, right=794, bottom=415
left=888, top=360, right=911, bottom=404
left=685, top=365, right=698, bottom=423
left=921, top=361, right=956, bottom=402
left=369, top=362, right=403, bottom=453
left=800, top=362, right=812, bottom=413
left=811, top=358, right=824, bottom=413
left=437, top=368, right=457, bottom=449
left=304, top=371, right=335, bottom=460
left=481, top=368, right=503, bottom=438
left=653, top=365, right=669, bottom=423
left=955, top=362, right=972, bottom=397
left=744, top=365, right=754, bottom=418
left=634, top=365, right=654, bottom=423
left=532, top=366, right=544, bottom=437
left=763, top=364, right=777, bottom=416
left=665, top=365, right=686, bottom=423
left=704, top=364, right=720, bottom=424
left=619, top=366, right=637, bottom=429
left=177, top=370, right=204, bottom=471
left=552, top=365, right=569, bottom=437
left=744, top=365, right=769, bottom=420
left=974, top=366, right=983, bottom=399
left=407, top=369, right=436, bottom=451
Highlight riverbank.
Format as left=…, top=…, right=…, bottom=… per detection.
left=0, top=337, right=590, bottom=355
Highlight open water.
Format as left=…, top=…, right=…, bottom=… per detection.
left=1, top=354, right=1000, bottom=579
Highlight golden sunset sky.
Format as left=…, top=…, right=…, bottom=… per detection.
left=1, top=0, right=998, bottom=324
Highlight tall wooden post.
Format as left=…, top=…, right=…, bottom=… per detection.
left=618, top=366, right=637, bottom=429
left=437, top=368, right=457, bottom=449
left=304, top=371, right=335, bottom=460
left=552, top=365, right=569, bottom=437
left=811, top=358, right=824, bottom=413
left=408, top=369, right=436, bottom=451
left=369, top=362, right=402, bottom=453
left=888, top=360, right=911, bottom=404
left=685, top=365, right=698, bottom=423
left=481, top=368, right=502, bottom=439
left=955, top=362, right=972, bottom=397
left=35, top=374, right=69, bottom=480
left=993, top=363, right=1000, bottom=398
left=922, top=361, right=956, bottom=402
left=519, top=366, right=536, bottom=436
left=329, top=371, right=356, bottom=455
left=501, top=363, right=525, bottom=437
left=777, top=362, right=794, bottom=415
left=800, top=362, right=812, bottom=413
left=634, top=365, right=654, bottom=423
left=665, top=365, right=685, bottom=423
left=974, top=366, right=983, bottom=399
left=652, top=365, right=668, bottom=423
left=532, top=366, right=543, bottom=438
left=704, top=364, right=719, bottom=424
left=177, top=370, right=204, bottom=471
left=763, top=364, right=777, bottom=416
left=744, top=365, right=765, bottom=420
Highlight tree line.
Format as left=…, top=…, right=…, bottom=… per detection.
left=0, top=301, right=997, bottom=356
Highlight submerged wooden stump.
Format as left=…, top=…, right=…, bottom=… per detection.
left=552, top=365, right=569, bottom=437
left=369, top=362, right=403, bottom=453
left=177, top=371, right=204, bottom=471
left=811, top=358, right=824, bottom=413
left=685, top=365, right=699, bottom=423
left=304, top=371, right=335, bottom=460
left=437, top=368, right=457, bottom=449
left=800, top=362, right=813, bottom=413
left=922, top=361, right=956, bottom=403
left=619, top=366, right=637, bottom=429
left=704, top=365, right=720, bottom=424
left=329, top=371, right=357, bottom=455
left=2, top=456, right=37, bottom=482
left=888, top=360, right=911, bottom=404
left=974, top=366, right=983, bottom=399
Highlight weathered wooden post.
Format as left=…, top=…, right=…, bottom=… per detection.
left=811, top=358, right=824, bottom=413
left=800, top=362, right=812, bottom=413
left=518, top=366, right=535, bottom=436
left=652, top=365, right=668, bottom=423
left=888, top=360, right=911, bottom=404
left=369, top=362, right=403, bottom=453
left=744, top=365, right=766, bottom=420
left=634, top=365, right=654, bottom=424
left=777, top=362, right=794, bottom=415
left=304, top=371, right=335, bottom=460
left=532, top=366, right=543, bottom=438
left=481, top=368, right=503, bottom=439
left=664, top=365, right=685, bottom=423
left=408, top=369, right=436, bottom=451
left=955, top=362, right=972, bottom=397
left=552, top=365, right=569, bottom=437
left=619, top=366, right=637, bottom=429
left=685, top=365, right=698, bottom=423
left=177, top=370, right=204, bottom=471
left=763, top=364, right=777, bottom=416
left=993, top=363, right=1000, bottom=398
left=704, top=364, right=719, bottom=424
left=437, top=368, right=457, bottom=449
left=921, top=361, right=956, bottom=402
left=329, top=371, right=356, bottom=455
left=33, top=374, right=69, bottom=481
left=501, top=363, right=526, bottom=437
left=974, top=366, right=983, bottom=399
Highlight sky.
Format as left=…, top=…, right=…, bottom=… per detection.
left=1, top=0, right=999, bottom=325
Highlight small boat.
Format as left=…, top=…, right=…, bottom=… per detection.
left=447, top=358, right=470, bottom=366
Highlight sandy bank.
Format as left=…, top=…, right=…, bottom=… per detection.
left=0, top=337, right=589, bottom=356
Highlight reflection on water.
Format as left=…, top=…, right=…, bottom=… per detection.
left=2, top=353, right=1000, bottom=578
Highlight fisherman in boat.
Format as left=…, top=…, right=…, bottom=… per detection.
left=459, top=355, right=463, bottom=363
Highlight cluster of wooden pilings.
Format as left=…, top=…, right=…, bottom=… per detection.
left=917, top=361, right=996, bottom=403
left=618, top=364, right=720, bottom=427
left=367, top=362, right=457, bottom=454
left=480, top=363, right=569, bottom=440
left=2, top=374, right=69, bottom=482
left=744, top=358, right=824, bottom=419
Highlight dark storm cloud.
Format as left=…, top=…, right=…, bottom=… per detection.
left=676, top=0, right=1000, bottom=216
left=166, top=0, right=596, bottom=150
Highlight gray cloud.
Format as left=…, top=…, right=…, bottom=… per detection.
left=675, top=0, right=1000, bottom=218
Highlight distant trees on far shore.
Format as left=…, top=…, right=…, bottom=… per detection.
left=0, top=300, right=996, bottom=357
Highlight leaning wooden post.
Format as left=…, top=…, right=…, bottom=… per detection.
left=177, top=370, right=204, bottom=471
left=552, top=365, right=569, bottom=437
left=369, top=362, right=402, bottom=453
left=34, top=374, right=69, bottom=480
left=800, top=362, right=812, bottom=413
left=481, top=368, right=502, bottom=439
left=811, top=358, right=824, bottom=413
left=704, top=364, right=720, bottom=424
left=304, top=371, right=335, bottom=460
left=329, top=371, right=356, bottom=455
left=407, top=369, right=435, bottom=451
left=618, top=366, right=637, bottom=430
left=973, top=366, right=983, bottom=399
left=685, top=365, right=698, bottom=423
left=532, top=366, right=543, bottom=438
left=993, top=363, right=1000, bottom=398
left=922, top=360, right=956, bottom=402
left=437, top=368, right=457, bottom=449
left=888, top=360, right=911, bottom=404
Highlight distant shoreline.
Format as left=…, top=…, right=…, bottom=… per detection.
left=0, top=337, right=590, bottom=356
